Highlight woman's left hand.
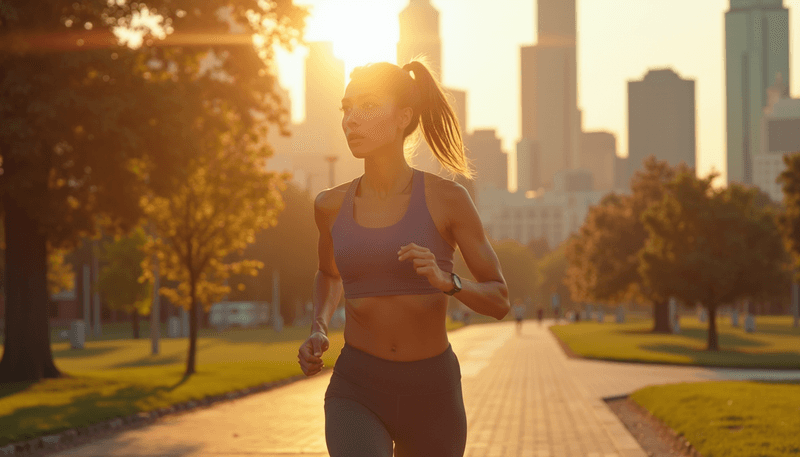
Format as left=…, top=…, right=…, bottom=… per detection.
left=398, top=243, right=451, bottom=291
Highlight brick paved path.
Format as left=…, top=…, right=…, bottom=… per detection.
left=45, top=320, right=800, bottom=457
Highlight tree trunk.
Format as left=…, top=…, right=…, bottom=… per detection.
left=184, top=278, right=198, bottom=377
left=707, top=304, right=718, bottom=351
left=651, top=299, right=672, bottom=333
left=0, top=160, right=63, bottom=382
left=132, top=310, right=140, bottom=339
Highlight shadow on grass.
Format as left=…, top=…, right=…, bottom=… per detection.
left=618, top=326, right=768, bottom=348
left=0, top=382, right=173, bottom=447
left=110, top=341, right=217, bottom=369
left=0, top=381, right=37, bottom=401
left=52, top=346, right=120, bottom=359
left=639, top=343, right=800, bottom=368
left=752, top=323, right=800, bottom=337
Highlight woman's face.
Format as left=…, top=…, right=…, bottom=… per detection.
left=340, top=82, right=411, bottom=159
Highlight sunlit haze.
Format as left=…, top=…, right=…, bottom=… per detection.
left=274, top=0, right=800, bottom=189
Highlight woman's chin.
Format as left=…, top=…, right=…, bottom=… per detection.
left=349, top=148, right=371, bottom=159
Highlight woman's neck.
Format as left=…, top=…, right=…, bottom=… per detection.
left=361, top=154, right=414, bottom=200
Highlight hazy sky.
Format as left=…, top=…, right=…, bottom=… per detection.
left=274, top=0, right=800, bottom=189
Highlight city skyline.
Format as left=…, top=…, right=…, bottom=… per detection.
left=273, top=0, right=800, bottom=190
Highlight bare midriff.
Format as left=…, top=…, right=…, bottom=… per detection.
left=343, top=293, right=450, bottom=361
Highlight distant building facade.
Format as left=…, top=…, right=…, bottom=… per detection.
left=398, top=0, right=443, bottom=80
left=465, top=129, right=508, bottom=194
left=579, top=131, right=617, bottom=192
left=725, top=0, right=790, bottom=185
left=516, top=138, right=540, bottom=193
left=753, top=75, right=800, bottom=202
left=614, top=155, right=629, bottom=192
left=478, top=171, right=603, bottom=248
left=518, top=0, right=580, bottom=192
left=628, top=69, right=696, bottom=183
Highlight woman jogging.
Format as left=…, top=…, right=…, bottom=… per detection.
left=296, top=60, right=510, bottom=457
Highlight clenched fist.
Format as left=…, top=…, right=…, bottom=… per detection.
left=298, top=332, right=330, bottom=376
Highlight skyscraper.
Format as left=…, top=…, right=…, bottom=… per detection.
left=628, top=69, right=696, bottom=180
left=398, top=0, right=443, bottom=81
left=754, top=74, right=800, bottom=202
left=725, top=0, right=790, bottom=185
left=579, top=131, right=617, bottom=193
left=519, top=0, right=580, bottom=191
left=464, top=129, right=508, bottom=194
left=305, top=42, right=345, bottom=145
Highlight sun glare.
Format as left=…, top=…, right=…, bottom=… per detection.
left=302, top=1, right=399, bottom=82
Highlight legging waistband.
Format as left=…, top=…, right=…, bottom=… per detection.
left=333, top=342, right=461, bottom=395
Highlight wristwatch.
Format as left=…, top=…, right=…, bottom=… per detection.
left=444, top=272, right=462, bottom=296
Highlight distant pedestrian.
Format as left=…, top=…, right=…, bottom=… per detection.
left=296, top=59, right=511, bottom=457
left=537, top=307, right=544, bottom=326
left=513, top=299, right=526, bottom=334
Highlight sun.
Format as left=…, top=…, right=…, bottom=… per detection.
left=302, top=0, right=400, bottom=82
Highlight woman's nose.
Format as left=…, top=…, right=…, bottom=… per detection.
left=344, top=112, right=359, bottom=128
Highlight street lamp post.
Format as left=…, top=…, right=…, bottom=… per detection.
left=324, top=155, right=338, bottom=188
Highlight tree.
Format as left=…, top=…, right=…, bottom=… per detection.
left=564, top=156, right=688, bottom=332
left=536, top=242, right=569, bottom=312
left=777, top=153, right=800, bottom=315
left=565, top=193, right=640, bottom=306
left=640, top=170, right=787, bottom=350
left=490, top=239, right=537, bottom=305
left=98, top=227, right=151, bottom=339
left=525, top=237, right=551, bottom=260
left=140, top=147, right=288, bottom=376
left=0, top=0, right=307, bottom=382
left=225, top=183, right=317, bottom=325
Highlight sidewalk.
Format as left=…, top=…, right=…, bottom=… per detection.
left=43, top=319, right=800, bottom=457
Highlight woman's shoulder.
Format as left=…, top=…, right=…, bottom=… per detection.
left=314, top=180, right=353, bottom=219
left=422, top=171, right=472, bottom=203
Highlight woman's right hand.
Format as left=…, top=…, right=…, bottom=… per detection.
left=298, top=332, right=330, bottom=376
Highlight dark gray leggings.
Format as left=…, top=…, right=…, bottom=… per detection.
left=324, top=343, right=467, bottom=457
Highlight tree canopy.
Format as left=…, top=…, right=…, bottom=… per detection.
left=640, top=170, right=788, bottom=350
left=0, top=0, right=308, bottom=382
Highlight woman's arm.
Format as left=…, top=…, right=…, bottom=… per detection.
left=310, top=190, right=344, bottom=336
left=443, top=181, right=510, bottom=320
left=298, top=189, right=344, bottom=376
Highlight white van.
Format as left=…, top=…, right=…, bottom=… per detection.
left=209, top=302, right=270, bottom=331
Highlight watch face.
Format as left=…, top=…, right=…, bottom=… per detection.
left=453, top=273, right=462, bottom=290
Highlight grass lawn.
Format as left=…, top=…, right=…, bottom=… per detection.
left=631, top=380, right=800, bottom=457
left=0, top=318, right=465, bottom=446
left=549, top=315, right=800, bottom=368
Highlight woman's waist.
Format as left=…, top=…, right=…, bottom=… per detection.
left=333, top=339, right=461, bottom=395
left=343, top=296, right=448, bottom=351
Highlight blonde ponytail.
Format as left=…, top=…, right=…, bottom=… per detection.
left=348, top=59, right=474, bottom=179
left=402, top=60, right=473, bottom=180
